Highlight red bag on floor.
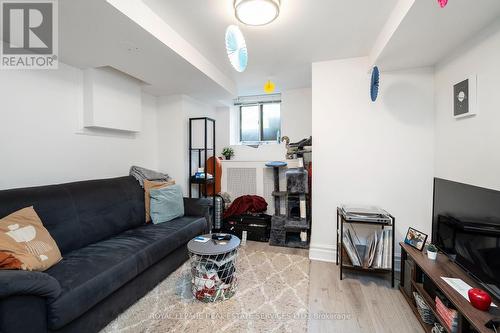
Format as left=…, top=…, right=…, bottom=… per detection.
left=223, top=195, right=268, bottom=219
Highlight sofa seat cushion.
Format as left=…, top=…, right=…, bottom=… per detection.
left=45, top=216, right=206, bottom=330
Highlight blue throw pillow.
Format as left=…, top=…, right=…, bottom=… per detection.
left=149, top=184, right=184, bottom=224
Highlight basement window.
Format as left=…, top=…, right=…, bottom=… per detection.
left=240, top=102, right=281, bottom=144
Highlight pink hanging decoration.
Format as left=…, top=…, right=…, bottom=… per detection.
left=438, top=0, right=448, bottom=8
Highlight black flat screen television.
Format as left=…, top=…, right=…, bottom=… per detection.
left=433, top=178, right=500, bottom=301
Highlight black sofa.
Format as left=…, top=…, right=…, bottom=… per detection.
left=0, top=176, right=211, bottom=333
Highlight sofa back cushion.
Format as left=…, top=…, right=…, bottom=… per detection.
left=0, top=184, right=80, bottom=254
left=63, top=177, right=145, bottom=250
left=0, top=177, right=145, bottom=254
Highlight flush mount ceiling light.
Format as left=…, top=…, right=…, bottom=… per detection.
left=234, top=0, right=280, bottom=26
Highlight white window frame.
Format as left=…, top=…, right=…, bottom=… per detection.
left=239, top=101, right=281, bottom=144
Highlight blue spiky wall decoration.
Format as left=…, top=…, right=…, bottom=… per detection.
left=370, top=66, right=380, bottom=102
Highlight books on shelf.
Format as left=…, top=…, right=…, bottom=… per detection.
left=194, top=172, right=213, bottom=179
left=374, top=230, right=383, bottom=268
left=435, top=296, right=459, bottom=333
left=342, top=228, right=361, bottom=266
left=382, top=229, right=391, bottom=269
left=363, top=231, right=377, bottom=268
left=343, top=228, right=392, bottom=269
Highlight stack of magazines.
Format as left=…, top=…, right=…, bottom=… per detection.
left=194, top=172, right=213, bottom=179
left=435, top=296, right=459, bottom=333
left=342, top=228, right=392, bottom=269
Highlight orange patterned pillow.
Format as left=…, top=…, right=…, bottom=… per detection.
left=0, top=206, right=62, bottom=271
left=144, top=179, right=175, bottom=223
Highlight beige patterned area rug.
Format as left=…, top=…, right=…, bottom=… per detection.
left=101, top=246, right=310, bottom=333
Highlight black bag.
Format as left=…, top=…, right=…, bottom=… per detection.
left=223, top=214, right=271, bottom=242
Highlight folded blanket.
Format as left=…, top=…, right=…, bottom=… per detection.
left=0, top=252, right=22, bottom=269
left=129, top=166, right=170, bottom=188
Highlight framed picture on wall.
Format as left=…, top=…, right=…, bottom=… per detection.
left=404, top=227, right=428, bottom=251
left=453, top=75, right=477, bottom=119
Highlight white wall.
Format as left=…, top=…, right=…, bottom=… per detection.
left=435, top=20, right=500, bottom=191
left=0, top=63, right=159, bottom=190
left=281, top=88, right=312, bottom=142
left=157, top=95, right=186, bottom=189
left=311, top=57, right=435, bottom=262
left=218, top=88, right=312, bottom=162
left=0, top=61, right=219, bottom=193
left=215, top=106, right=231, bottom=155
left=157, top=95, right=216, bottom=195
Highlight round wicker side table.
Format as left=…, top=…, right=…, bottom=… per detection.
left=187, top=234, right=241, bottom=302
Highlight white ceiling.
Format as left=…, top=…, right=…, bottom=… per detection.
left=143, top=0, right=399, bottom=95
left=58, top=0, right=500, bottom=104
left=377, top=0, right=500, bottom=71
left=59, top=0, right=234, bottom=104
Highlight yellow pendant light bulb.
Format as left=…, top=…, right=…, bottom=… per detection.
left=264, top=80, right=275, bottom=94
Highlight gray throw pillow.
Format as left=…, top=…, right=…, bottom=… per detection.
left=149, top=184, right=184, bottom=224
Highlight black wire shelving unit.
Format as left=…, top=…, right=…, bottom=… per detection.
left=336, top=207, right=396, bottom=288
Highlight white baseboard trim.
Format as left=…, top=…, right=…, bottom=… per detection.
left=309, top=244, right=336, bottom=263
left=309, top=243, right=402, bottom=272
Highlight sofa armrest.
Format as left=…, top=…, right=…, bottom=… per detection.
left=0, top=270, right=61, bottom=301
left=183, top=198, right=213, bottom=232
left=0, top=295, right=47, bottom=333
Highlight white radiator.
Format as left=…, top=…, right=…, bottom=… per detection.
left=221, top=160, right=299, bottom=214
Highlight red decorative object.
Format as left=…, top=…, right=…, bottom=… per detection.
left=438, top=0, right=448, bottom=8
left=468, top=288, right=492, bottom=311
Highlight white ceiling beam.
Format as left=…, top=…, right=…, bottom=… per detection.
left=106, top=0, right=237, bottom=96
left=367, top=0, right=415, bottom=72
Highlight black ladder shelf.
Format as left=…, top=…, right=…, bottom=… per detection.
left=188, top=117, right=216, bottom=230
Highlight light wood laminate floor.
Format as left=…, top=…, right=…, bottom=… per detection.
left=246, top=241, right=424, bottom=333
left=308, top=260, right=424, bottom=333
